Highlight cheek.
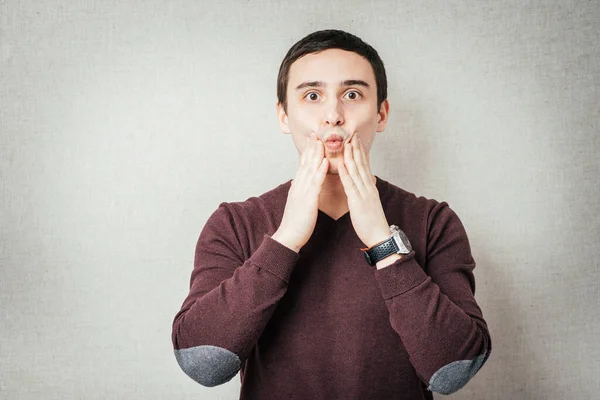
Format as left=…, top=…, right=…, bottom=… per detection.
left=288, top=114, right=318, bottom=152
left=288, top=112, right=314, bottom=135
left=348, top=104, right=378, bottom=125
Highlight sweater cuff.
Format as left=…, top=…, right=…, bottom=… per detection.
left=374, top=251, right=429, bottom=299
left=248, top=234, right=299, bottom=283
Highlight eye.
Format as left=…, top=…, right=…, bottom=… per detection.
left=345, top=90, right=362, bottom=100
left=304, top=92, right=320, bottom=102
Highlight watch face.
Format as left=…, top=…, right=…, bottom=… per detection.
left=394, top=229, right=412, bottom=253
left=398, top=230, right=412, bottom=252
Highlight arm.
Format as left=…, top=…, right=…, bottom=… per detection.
left=171, top=203, right=299, bottom=387
left=374, top=201, right=492, bottom=395
left=172, top=133, right=330, bottom=386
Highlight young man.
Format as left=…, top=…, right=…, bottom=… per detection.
left=172, top=30, right=491, bottom=399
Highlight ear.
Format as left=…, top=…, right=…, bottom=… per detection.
left=276, top=101, right=291, bottom=134
left=376, top=99, right=390, bottom=132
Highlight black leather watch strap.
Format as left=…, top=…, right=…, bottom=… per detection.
left=363, top=237, right=400, bottom=266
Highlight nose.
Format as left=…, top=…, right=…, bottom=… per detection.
left=324, top=98, right=344, bottom=128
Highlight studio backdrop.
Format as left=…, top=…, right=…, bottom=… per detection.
left=1, top=1, right=598, bottom=399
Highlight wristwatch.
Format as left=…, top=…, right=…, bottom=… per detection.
left=361, top=225, right=412, bottom=266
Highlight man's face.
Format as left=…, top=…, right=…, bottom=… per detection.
left=277, top=48, right=389, bottom=175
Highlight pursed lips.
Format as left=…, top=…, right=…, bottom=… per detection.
left=325, top=134, right=345, bottom=142
left=323, top=134, right=347, bottom=152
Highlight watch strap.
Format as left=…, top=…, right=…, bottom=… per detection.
left=361, top=236, right=400, bottom=266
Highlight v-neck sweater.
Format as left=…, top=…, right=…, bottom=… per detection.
left=172, top=176, right=491, bottom=399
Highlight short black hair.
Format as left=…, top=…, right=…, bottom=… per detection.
left=277, top=29, right=388, bottom=114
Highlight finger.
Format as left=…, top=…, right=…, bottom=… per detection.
left=337, top=160, right=357, bottom=196
left=305, top=155, right=327, bottom=199
left=298, top=134, right=324, bottom=190
left=344, top=141, right=365, bottom=192
left=298, top=135, right=309, bottom=167
left=359, top=136, right=370, bottom=171
left=355, top=134, right=371, bottom=172
left=352, top=134, right=372, bottom=187
left=351, top=134, right=365, bottom=173
left=300, top=132, right=317, bottom=167
left=309, top=136, right=325, bottom=173
left=296, top=134, right=315, bottom=187
left=299, top=135, right=310, bottom=167
left=313, top=158, right=329, bottom=189
left=347, top=130, right=357, bottom=142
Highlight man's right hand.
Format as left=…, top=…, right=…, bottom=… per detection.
left=271, top=132, right=329, bottom=253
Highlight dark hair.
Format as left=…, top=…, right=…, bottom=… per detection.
left=277, top=29, right=388, bottom=114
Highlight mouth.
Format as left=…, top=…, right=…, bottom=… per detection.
left=324, top=140, right=344, bottom=151
left=324, top=134, right=344, bottom=152
left=325, top=134, right=345, bottom=142
left=323, top=132, right=353, bottom=152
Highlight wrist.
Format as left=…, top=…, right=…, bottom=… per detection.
left=375, top=253, right=402, bottom=269
left=362, top=224, right=412, bottom=268
left=271, top=230, right=301, bottom=253
left=366, top=226, right=394, bottom=248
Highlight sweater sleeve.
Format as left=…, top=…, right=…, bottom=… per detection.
left=171, top=203, right=299, bottom=387
left=374, top=201, right=492, bottom=395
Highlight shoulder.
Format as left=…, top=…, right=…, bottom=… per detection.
left=216, top=180, right=290, bottom=224
left=381, top=179, right=473, bottom=268
left=202, top=180, right=291, bottom=253
left=383, top=178, right=449, bottom=216
left=381, top=178, right=466, bottom=234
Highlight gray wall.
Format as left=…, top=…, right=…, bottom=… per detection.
left=1, top=1, right=598, bottom=399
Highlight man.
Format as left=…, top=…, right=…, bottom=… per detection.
left=172, top=29, right=491, bottom=399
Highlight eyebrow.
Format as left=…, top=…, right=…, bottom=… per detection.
left=294, top=79, right=370, bottom=91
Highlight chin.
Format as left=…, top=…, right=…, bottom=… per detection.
left=326, top=166, right=340, bottom=175
left=326, top=149, right=344, bottom=157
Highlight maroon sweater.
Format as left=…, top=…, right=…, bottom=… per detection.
left=172, top=176, right=491, bottom=399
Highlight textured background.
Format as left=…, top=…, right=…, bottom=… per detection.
left=1, top=1, right=598, bottom=399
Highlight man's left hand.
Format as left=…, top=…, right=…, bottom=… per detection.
left=337, top=133, right=391, bottom=248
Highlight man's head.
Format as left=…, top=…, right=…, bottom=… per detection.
left=276, top=29, right=390, bottom=174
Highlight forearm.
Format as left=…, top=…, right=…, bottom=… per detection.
left=375, top=254, right=491, bottom=394
left=173, top=263, right=288, bottom=355
left=172, top=235, right=299, bottom=386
